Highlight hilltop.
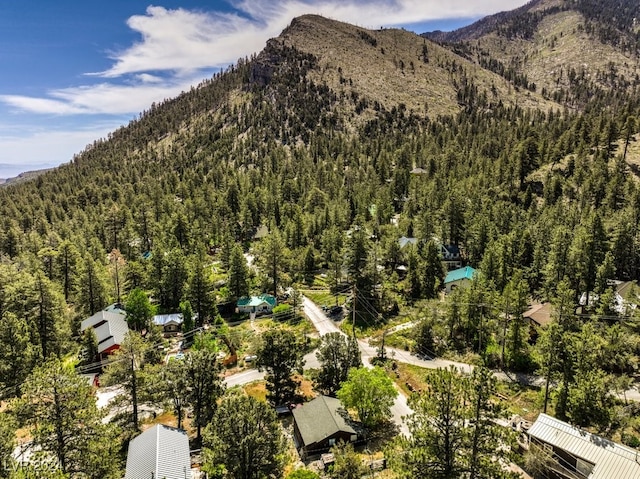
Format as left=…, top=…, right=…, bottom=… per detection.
left=425, top=0, right=640, bottom=109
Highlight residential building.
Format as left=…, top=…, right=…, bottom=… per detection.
left=444, top=266, right=476, bottom=293
left=528, top=413, right=640, bottom=479
left=236, top=294, right=277, bottom=315
left=153, top=313, right=184, bottom=335
left=80, top=308, right=129, bottom=360
left=439, top=243, right=463, bottom=270
left=523, top=302, right=554, bottom=341
left=292, top=396, right=360, bottom=457
left=124, top=424, right=191, bottom=479
left=398, top=236, right=418, bottom=249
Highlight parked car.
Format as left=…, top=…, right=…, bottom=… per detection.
left=244, top=355, right=257, bottom=363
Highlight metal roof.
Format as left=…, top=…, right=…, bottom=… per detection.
left=444, top=266, right=476, bottom=284
left=398, top=236, right=418, bottom=249
left=153, top=313, right=183, bottom=327
left=237, top=294, right=277, bottom=308
left=292, top=396, right=356, bottom=447
left=125, top=424, right=191, bottom=479
left=81, top=311, right=129, bottom=354
left=528, top=413, right=640, bottom=479
left=80, top=310, right=125, bottom=332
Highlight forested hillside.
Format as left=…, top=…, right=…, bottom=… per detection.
left=2, top=1, right=640, bottom=473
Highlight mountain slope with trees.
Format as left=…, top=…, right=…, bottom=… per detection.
left=2, top=2, right=640, bottom=475
left=425, top=0, right=640, bottom=109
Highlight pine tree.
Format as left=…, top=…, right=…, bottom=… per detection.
left=257, top=328, right=305, bottom=406
left=315, top=332, right=361, bottom=395
left=228, top=243, right=249, bottom=300
left=16, top=357, right=121, bottom=479
left=203, top=392, right=285, bottom=479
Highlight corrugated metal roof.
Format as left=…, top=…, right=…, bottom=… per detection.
left=125, top=424, right=191, bottom=479
left=528, top=413, right=640, bottom=479
left=81, top=311, right=129, bottom=354
left=237, top=294, right=277, bottom=308
left=80, top=310, right=125, bottom=332
left=292, top=396, right=356, bottom=447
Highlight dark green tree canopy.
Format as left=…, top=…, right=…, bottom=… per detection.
left=256, top=328, right=305, bottom=406
left=202, top=392, right=286, bottom=479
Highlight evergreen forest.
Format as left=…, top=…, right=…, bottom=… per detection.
left=3, top=1, right=640, bottom=477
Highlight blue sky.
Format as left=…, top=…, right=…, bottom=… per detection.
left=0, top=0, right=529, bottom=178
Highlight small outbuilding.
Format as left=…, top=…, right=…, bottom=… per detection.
left=124, top=424, right=191, bottom=479
left=292, top=395, right=359, bottom=458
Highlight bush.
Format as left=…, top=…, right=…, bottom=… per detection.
left=622, top=433, right=640, bottom=448
left=286, top=469, right=320, bottom=479
left=482, top=339, right=501, bottom=369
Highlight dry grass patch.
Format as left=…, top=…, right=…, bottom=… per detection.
left=243, top=381, right=268, bottom=402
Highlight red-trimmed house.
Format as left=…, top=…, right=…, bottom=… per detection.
left=80, top=307, right=129, bottom=360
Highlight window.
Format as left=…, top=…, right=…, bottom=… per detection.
left=328, top=439, right=336, bottom=446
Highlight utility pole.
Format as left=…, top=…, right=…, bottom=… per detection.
left=478, top=303, right=484, bottom=354
left=501, top=297, right=509, bottom=370
left=352, top=285, right=357, bottom=340
left=378, top=328, right=387, bottom=361
left=131, top=348, right=139, bottom=430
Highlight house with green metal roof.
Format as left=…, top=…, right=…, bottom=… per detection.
left=444, top=266, right=476, bottom=293
left=236, top=294, right=277, bottom=315
left=292, top=396, right=360, bottom=458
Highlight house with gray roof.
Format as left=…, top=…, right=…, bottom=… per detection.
left=124, top=424, right=191, bottom=479
left=292, top=396, right=360, bottom=457
left=153, top=313, right=184, bottom=335
left=528, top=413, right=640, bottom=479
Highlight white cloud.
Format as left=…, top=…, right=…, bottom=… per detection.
left=1, top=0, right=529, bottom=117
left=0, top=123, right=123, bottom=178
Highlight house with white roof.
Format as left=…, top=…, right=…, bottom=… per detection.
left=153, top=313, right=184, bottom=335
left=528, top=413, right=640, bottom=479
left=124, top=424, right=191, bottom=479
left=80, top=308, right=129, bottom=360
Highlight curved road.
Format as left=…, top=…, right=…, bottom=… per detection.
left=303, top=297, right=412, bottom=435
left=217, top=297, right=639, bottom=437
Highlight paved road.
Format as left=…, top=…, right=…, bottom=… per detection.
left=302, top=297, right=343, bottom=336
left=303, top=296, right=412, bottom=435
left=223, top=368, right=265, bottom=388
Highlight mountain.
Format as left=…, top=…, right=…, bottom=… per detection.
left=424, top=0, right=640, bottom=108
left=0, top=3, right=639, bottom=370
left=0, top=168, right=53, bottom=187
left=2, top=6, right=640, bottom=467
left=272, top=14, right=556, bottom=118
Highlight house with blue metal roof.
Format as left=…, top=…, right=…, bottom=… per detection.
left=444, top=266, right=476, bottom=293
left=236, top=294, right=277, bottom=315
